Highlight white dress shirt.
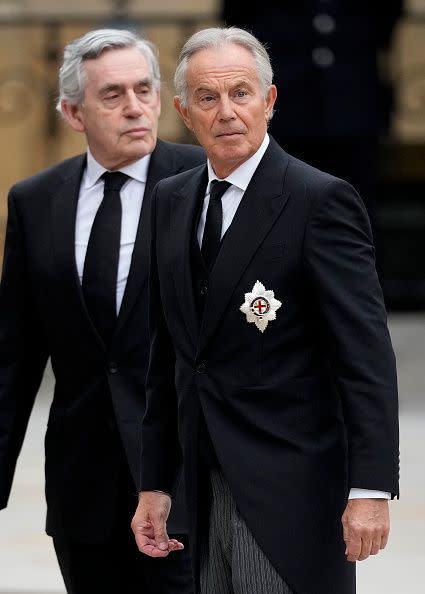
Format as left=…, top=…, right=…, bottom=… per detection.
left=75, top=149, right=150, bottom=314
left=197, top=132, right=270, bottom=247
left=198, top=133, right=390, bottom=501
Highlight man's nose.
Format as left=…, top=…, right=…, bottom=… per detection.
left=124, top=91, right=144, bottom=117
left=218, top=97, right=236, bottom=121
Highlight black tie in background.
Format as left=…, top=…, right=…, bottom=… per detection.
left=201, top=180, right=231, bottom=269
left=82, top=171, right=130, bottom=344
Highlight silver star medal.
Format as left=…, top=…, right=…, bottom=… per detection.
left=239, top=280, right=282, bottom=333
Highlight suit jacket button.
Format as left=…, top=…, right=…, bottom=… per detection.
left=196, top=362, right=206, bottom=374
left=109, top=362, right=118, bottom=374
left=200, top=285, right=208, bottom=296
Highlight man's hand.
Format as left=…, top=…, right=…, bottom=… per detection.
left=131, top=491, right=184, bottom=557
left=342, top=498, right=390, bottom=562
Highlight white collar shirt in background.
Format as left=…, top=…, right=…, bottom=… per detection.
left=75, top=148, right=150, bottom=314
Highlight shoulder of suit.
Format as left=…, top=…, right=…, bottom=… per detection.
left=155, top=161, right=205, bottom=193
left=263, top=138, right=359, bottom=214
left=280, top=150, right=363, bottom=221
left=157, top=138, right=205, bottom=165
left=285, top=150, right=352, bottom=196
left=9, top=154, right=85, bottom=197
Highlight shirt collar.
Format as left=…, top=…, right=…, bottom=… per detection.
left=206, top=133, right=270, bottom=193
left=83, top=148, right=151, bottom=189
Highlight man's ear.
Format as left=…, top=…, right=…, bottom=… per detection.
left=173, top=96, right=193, bottom=131
left=61, top=100, right=86, bottom=133
left=265, top=85, right=277, bottom=122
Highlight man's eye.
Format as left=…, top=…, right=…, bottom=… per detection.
left=235, top=90, right=247, bottom=97
left=105, top=94, right=119, bottom=100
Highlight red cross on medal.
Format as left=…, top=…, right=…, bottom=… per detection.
left=240, top=280, right=282, bottom=333
left=250, top=297, right=271, bottom=317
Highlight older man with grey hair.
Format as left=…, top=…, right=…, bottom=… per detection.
left=132, top=26, right=399, bottom=594
left=0, top=28, right=204, bottom=593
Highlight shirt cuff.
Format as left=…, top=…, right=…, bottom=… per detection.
left=349, top=488, right=391, bottom=499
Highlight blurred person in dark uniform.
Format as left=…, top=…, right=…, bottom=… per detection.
left=0, top=28, right=204, bottom=594
left=222, top=1, right=403, bottom=228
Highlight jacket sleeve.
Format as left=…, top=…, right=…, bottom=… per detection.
left=304, top=179, right=399, bottom=497
left=139, top=184, right=181, bottom=495
left=0, top=189, right=49, bottom=508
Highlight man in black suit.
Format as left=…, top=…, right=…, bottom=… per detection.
left=132, top=27, right=399, bottom=594
left=0, top=28, right=204, bottom=594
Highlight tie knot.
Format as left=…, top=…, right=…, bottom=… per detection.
left=102, top=171, right=130, bottom=192
left=209, top=180, right=231, bottom=202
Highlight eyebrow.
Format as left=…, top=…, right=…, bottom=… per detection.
left=232, top=79, right=251, bottom=88
left=194, top=86, right=216, bottom=95
left=98, top=77, right=153, bottom=96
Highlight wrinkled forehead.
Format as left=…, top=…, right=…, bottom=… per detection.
left=187, top=44, right=259, bottom=88
left=83, top=47, right=152, bottom=86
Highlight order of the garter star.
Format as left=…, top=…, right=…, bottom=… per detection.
left=240, top=280, right=282, bottom=333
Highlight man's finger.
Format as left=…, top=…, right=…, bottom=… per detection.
left=141, top=543, right=171, bottom=558
left=131, top=515, right=164, bottom=557
left=153, top=518, right=170, bottom=551
left=342, top=512, right=361, bottom=562
left=133, top=531, right=171, bottom=558
left=345, top=535, right=362, bottom=562
left=370, top=536, right=382, bottom=556
left=168, top=538, right=185, bottom=551
left=358, top=535, right=372, bottom=561
left=380, top=527, right=390, bottom=549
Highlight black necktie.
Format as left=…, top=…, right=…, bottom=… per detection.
left=201, top=180, right=231, bottom=269
left=82, top=171, right=130, bottom=344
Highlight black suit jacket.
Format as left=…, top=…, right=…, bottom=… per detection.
left=141, top=137, right=399, bottom=594
left=0, top=138, right=205, bottom=542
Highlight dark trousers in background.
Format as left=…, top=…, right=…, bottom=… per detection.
left=53, top=465, right=193, bottom=594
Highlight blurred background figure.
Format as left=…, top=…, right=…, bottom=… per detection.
left=222, top=0, right=403, bottom=233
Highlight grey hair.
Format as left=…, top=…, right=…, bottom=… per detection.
left=56, top=28, right=161, bottom=114
left=174, top=27, right=273, bottom=107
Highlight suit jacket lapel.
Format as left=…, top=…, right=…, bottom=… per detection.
left=50, top=155, right=106, bottom=351
left=171, top=165, right=208, bottom=349
left=197, top=140, right=291, bottom=357
left=115, top=139, right=189, bottom=336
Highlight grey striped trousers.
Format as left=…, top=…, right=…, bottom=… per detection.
left=200, top=469, right=294, bottom=594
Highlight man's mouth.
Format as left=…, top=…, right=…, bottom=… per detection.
left=216, top=131, right=243, bottom=138
left=124, top=127, right=150, bottom=137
